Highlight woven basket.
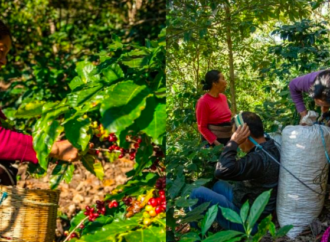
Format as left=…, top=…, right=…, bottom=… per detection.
left=0, top=186, right=60, bottom=242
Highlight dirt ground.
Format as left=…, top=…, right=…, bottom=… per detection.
left=16, top=158, right=134, bottom=241
left=15, top=160, right=330, bottom=242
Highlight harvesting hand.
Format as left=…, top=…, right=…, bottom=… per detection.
left=299, top=110, right=318, bottom=126
left=50, top=140, right=80, bottom=162
left=230, top=123, right=250, bottom=145
left=213, top=140, right=221, bottom=146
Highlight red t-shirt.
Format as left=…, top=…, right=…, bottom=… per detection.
left=0, top=109, right=38, bottom=164
left=196, top=93, right=232, bottom=144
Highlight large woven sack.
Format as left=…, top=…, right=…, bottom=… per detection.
left=268, top=132, right=282, bottom=150
left=277, top=125, right=330, bottom=238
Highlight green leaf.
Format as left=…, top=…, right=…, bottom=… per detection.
left=246, top=190, right=271, bottom=232
left=81, top=154, right=96, bottom=175
left=193, top=179, right=211, bottom=186
left=179, top=232, right=200, bottom=242
left=104, top=173, right=157, bottom=201
left=108, top=34, right=123, bottom=51
left=202, top=230, right=244, bottom=242
left=16, top=101, right=45, bottom=118
left=93, top=162, right=104, bottom=180
left=154, top=87, right=166, bottom=98
left=219, top=207, right=242, bottom=224
left=64, top=116, right=92, bottom=151
left=102, top=64, right=124, bottom=83
left=75, top=61, right=99, bottom=83
left=124, top=226, right=166, bottom=242
left=240, top=200, right=250, bottom=224
left=80, top=213, right=143, bottom=241
left=120, top=49, right=151, bottom=69
left=50, top=162, right=69, bottom=190
left=83, top=216, right=113, bottom=235
left=252, top=214, right=272, bottom=242
left=175, top=197, right=198, bottom=208
left=131, top=141, right=153, bottom=176
left=101, top=81, right=150, bottom=134
left=67, top=82, right=104, bottom=107
left=201, top=205, right=218, bottom=236
left=69, top=76, right=84, bottom=91
left=181, top=202, right=210, bottom=224
left=224, top=237, right=244, bottom=242
left=269, top=222, right=276, bottom=237
left=136, top=98, right=166, bottom=144
left=1, top=108, right=16, bottom=121
left=69, top=211, right=86, bottom=231
left=276, top=225, right=294, bottom=238
left=64, top=164, right=75, bottom=183
left=33, top=119, right=64, bottom=170
left=168, top=170, right=185, bottom=199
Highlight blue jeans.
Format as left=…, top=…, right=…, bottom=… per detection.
left=190, top=181, right=257, bottom=234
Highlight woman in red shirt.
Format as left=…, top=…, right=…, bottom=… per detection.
left=196, top=70, right=232, bottom=146
left=0, top=20, right=79, bottom=185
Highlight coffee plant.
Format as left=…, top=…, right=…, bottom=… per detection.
left=177, top=190, right=292, bottom=242
left=11, top=29, right=166, bottom=241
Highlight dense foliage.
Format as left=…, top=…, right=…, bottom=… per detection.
left=166, top=0, right=330, bottom=241
left=0, top=1, right=166, bottom=241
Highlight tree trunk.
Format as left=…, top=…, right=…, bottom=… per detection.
left=225, top=5, right=237, bottom=114
left=49, top=20, right=58, bottom=54
left=196, top=46, right=200, bottom=90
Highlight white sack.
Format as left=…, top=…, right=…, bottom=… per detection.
left=277, top=125, right=330, bottom=238
left=268, top=132, right=282, bottom=151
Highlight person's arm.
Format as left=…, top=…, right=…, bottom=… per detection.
left=0, top=127, right=79, bottom=163
left=321, top=106, right=330, bottom=114
left=51, top=140, right=80, bottom=162
left=0, top=127, right=38, bottom=163
left=289, top=78, right=307, bottom=116
left=214, top=124, right=265, bottom=180
left=196, top=100, right=217, bottom=145
left=215, top=142, right=266, bottom=181
left=289, top=71, right=324, bottom=118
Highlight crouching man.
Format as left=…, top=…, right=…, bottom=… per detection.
left=190, top=112, right=280, bottom=233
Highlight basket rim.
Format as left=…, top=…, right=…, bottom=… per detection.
left=0, top=185, right=60, bottom=194
left=0, top=185, right=60, bottom=207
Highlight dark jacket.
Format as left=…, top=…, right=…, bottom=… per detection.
left=214, top=139, right=280, bottom=218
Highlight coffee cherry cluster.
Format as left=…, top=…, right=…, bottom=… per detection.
left=69, top=232, right=78, bottom=240
left=96, top=200, right=106, bottom=215
left=155, top=177, right=166, bottom=190
left=150, top=159, right=160, bottom=171
left=142, top=190, right=166, bottom=226
left=123, top=196, right=133, bottom=206
left=125, top=198, right=142, bottom=218
left=108, top=200, right=119, bottom=208
left=64, top=231, right=79, bottom=241
left=84, top=206, right=100, bottom=222
left=83, top=199, right=119, bottom=222
left=149, top=146, right=165, bottom=171
left=89, top=121, right=142, bottom=161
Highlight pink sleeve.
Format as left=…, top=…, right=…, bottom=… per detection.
left=196, top=99, right=217, bottom=144
left=0, top=127, right=38, bottom=164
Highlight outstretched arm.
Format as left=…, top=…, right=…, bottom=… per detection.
left=0, top=127, right=79, bottom=163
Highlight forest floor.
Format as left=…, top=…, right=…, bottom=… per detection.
left=16, top=160, right=330, bottom=242
left=260, top=199, right=330, bottom=242
left=17, top=158, right=134, bottom=242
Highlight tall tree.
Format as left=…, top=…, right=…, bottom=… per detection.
left=168, top=0, right=311, bottom=113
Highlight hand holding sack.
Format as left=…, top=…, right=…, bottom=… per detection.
left=300, top=110, right=319, bottom=126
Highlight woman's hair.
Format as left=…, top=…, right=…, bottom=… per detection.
left=0, top=20, right=11, bottom=40
left=308, top=70, right=330, bottom=103
left=201, top=70, right=221, bottom=90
